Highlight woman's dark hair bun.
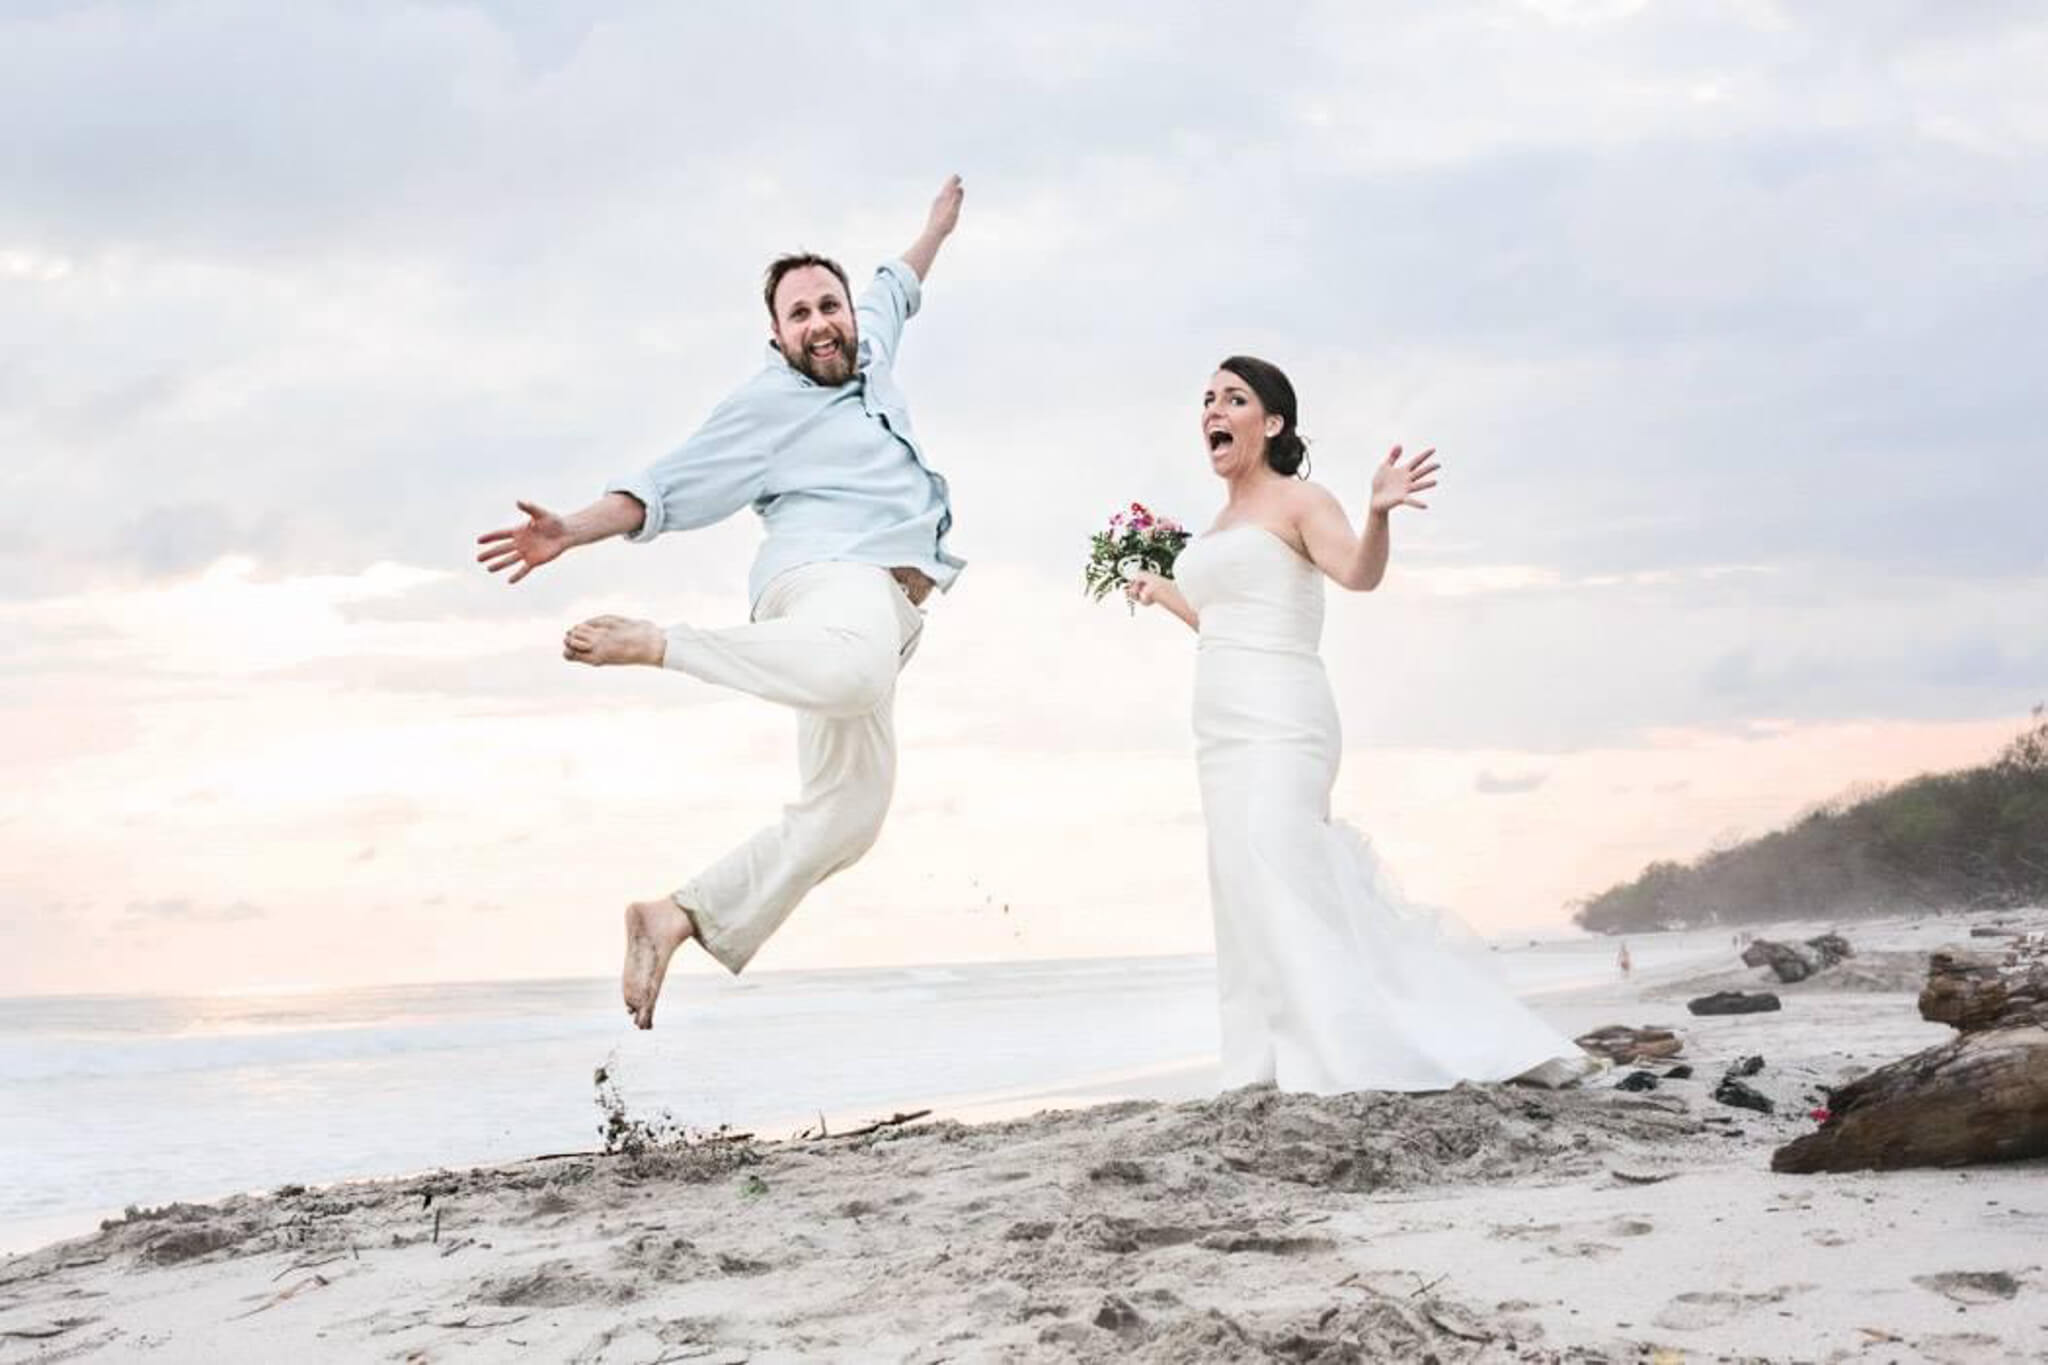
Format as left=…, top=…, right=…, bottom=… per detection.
left=1267, top=429, right=1309, bottom=478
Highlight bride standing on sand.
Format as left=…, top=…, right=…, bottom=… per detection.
left=1126, top=356, right=1591, bottom=1093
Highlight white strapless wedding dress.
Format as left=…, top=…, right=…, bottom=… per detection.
left=1175, top=525, right=1588, bottom=1093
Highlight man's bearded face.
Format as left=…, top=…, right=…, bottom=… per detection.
left=772, top=266, right=858, bottom=386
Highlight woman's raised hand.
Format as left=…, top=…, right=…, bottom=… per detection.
left=1368, top=445, right=1440, bottom=515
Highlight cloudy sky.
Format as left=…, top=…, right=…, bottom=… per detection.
left=4, top=0, right=2043, bottom=996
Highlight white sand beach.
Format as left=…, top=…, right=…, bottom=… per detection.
left=4, top=912, right=2045, bottom=1363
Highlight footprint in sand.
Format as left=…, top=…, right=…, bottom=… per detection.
left=1653, top=1285, right=1810, bottom=1331
left=472, top=1260, right=621, bottom=1308
left=1488, top=1222, right=1562, bottom=1242
left=522, top=1191, right=575, bottom=1223
left=1543, top=1241, right=1622, bottom=1261
left=1916, top=1333, right=2009, bottom=1365
left=1913, top=1271, right=2022, bottom=1305
left=1195, top=1230, right=1335, bottom=1256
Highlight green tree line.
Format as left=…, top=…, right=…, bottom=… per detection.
left=1574, top=709, right=2048, bottom=934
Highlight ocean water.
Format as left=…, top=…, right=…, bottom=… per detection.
left=0, top=939, right=1648, bottom=1255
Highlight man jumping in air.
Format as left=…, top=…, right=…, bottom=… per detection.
left=477, top=176, right=966, bottom=1028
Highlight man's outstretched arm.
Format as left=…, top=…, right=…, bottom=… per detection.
left=900, top=174, right=963, bottom=282
left=476, top=493, right=645, bottom=584
left=479, top=387, right=770, bottom=584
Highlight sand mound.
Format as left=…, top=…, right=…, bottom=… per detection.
left=1137, top=1084, right=1701, bottom=1193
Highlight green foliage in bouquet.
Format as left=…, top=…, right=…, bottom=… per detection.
left=1084, top=501, right=1192, bottom=605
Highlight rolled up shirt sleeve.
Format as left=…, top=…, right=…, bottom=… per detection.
left=856, top=259, right=922, bottom=368
left=606, top=392, right=769, bottom=543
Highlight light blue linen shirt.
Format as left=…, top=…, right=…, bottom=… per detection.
left=608, top=258, right=962, bottom=609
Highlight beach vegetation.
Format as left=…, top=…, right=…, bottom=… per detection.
left=1574, top=708, right=2048, bottom=932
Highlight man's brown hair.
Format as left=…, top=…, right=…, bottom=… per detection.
left=763, top=253, right=852, bottom=320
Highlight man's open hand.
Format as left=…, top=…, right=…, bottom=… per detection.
left=476, top=500, right=570, bottom=584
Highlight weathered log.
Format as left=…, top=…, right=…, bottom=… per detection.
left=1770, top=1025, right=2048, bottom=1172
left=1921, top=950, right=2016, bottom=1031
left=1741, top=939, right=1817, bottom=982
left=1741, top=933, right=1854, bottom=983
left=1573, top=1025, right=1683, bottom=1064
left=1919, top=943, right=2048, bottom=1033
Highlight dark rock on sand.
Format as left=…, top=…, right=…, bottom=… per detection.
left=1617, top=1071, right=1660, bottom=1092
left=1713, top=1077, right=1774, bottom=1114
left=1688, top=991, right=1782, bottom=1016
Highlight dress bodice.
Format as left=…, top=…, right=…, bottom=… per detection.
left=1174, top=525, right=1325, bottom=656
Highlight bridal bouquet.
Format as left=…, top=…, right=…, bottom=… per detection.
left=1083, top=501, right=1191, bottom=607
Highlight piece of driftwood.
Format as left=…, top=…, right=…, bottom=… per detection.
left=1771, top=1024, right=2048, bottom=1172
left=1774, top=935, right=2048, bottom=1173
left=1919, top=946, right=2048, bottom=1033
left=795, top=1108, right=934, bottom=1142
left=1741, top=933, right=1853, bottom=983
left=1572, top=1025, right=1682, bottom=1063
left=827, top=1109, right=933, bottom=1141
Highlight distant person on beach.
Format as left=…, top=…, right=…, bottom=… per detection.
left=476, top=177, right=966, bottom=1028
left=1618, top=942, right=1633, bottom=976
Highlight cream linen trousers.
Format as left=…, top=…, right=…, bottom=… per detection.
left=662, top=562, right=925, bottom=973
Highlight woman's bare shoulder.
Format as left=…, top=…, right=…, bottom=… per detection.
left=1280, top=478, right=1345, bottom=519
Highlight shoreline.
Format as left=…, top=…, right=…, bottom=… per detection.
left=0, top=926, right=1775, bottom=1260
left=6, top=913, right=2043, bottom=1360
left=0, top=935, right=1698, bottom=1260
left=0, top=1054, right=1231, bottom=1260
left=0, top=926, right=1731, bottom=1261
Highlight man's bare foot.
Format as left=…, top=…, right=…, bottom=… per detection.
left=622, top=898, right=696, bottom=1030
left=564, top=615, right=664, bottom=667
